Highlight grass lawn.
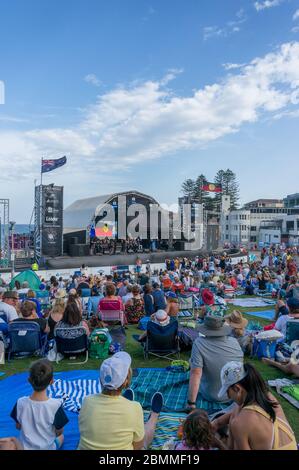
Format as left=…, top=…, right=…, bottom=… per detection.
left=1, top=301, right=298, bottom=441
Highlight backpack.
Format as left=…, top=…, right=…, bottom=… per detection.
left=89, top=328, right=112, bottom=359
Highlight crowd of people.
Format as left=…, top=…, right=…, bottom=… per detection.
left=0, top=245, right=298, bottom=451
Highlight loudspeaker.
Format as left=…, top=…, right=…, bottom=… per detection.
left=69, top=244, right=90, bottom=257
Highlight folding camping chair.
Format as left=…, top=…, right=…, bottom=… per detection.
left=54, top=327, right=89, bottom=365
left=177, top=293, right=194, bottom=320
left=143, top=320, right=180, bottom=360
left=98, top=299, right=125, bottom=326
left=7, top=321, right=47, bottom=361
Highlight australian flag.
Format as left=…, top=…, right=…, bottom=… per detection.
left=41, top=156, right=67, bottom=174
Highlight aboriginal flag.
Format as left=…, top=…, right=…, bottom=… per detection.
left=42, top=156, right=67, bottom=173
left=201, top=182, right=222, bottom=193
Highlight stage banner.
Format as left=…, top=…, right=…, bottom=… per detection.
left=41, top=185, right=63, bottom=256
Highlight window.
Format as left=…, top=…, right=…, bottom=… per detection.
left=226, top=225, right=229, bottom=230
left=226, top=235, right=229, bottom=240
left=250, top=236, right=257, bottom=242
left=287, top=221, right=294, bottom=232
left=251, top=226, right=257, bottom=231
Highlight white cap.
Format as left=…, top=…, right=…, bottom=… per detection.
left=100, top=352, right=131, bottom=390
left=218, top=362, right=247, bottom=398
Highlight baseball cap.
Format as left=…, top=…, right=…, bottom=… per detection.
left=218, top=362, right=247, bottom=398
left=100, top=352, right=132, bottom=390
left=165, top=291, right=177, bottom=299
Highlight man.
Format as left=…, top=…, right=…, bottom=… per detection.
left=152, top=283, right=167, bottom=312
left=187, top=313, right=243, bottom=408
left=0, top=291, right=19, bottom=322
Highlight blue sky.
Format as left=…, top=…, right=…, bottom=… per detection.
left=0, top=0, right=299, bottom=221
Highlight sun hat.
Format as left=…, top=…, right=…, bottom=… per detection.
left=201, top=288, right=215, bottom=306
left=197, top=312, right=231, bottom=337
left=225, top=310, right=248, bottom=329
left=100, top=351, right=132, bottom=390
left=218, top=362, right=247, bottom=398
left=154, top=309, right=170, bottom=326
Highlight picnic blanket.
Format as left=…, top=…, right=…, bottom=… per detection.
left=245, top=310, right=275, bottom=321
left=0, top=368, right=230, bottom=450
left=268, top=378, right=299, bottom=410
left=131, top=368, right=229, bottom=414
left=230, top=298, right=276, bottom=308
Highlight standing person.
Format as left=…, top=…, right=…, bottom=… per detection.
left=78, top=352, right=163, bottom=450
left=212, top=362, right=297, bottom=450
left=10, top=359, right=69, bottom=450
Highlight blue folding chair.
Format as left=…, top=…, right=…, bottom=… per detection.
left=54, top=327, right=89, bottom=365
left=7, top=321, right=47, bottom=361
left=143, top=320, right=180, bottom=360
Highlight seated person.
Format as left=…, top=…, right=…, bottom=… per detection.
left=13, top=301, right=49, bottom=335
left=125, top=285, right=145, bottom=324
left=244, top=281, right=254, bottom=296
left=55, top=303, right=90, bottom=338
left=224, top=311, right=250, bottom=354
left=187, top=314, right=243, bottom=408
left=212, top=362, right=297, bottom=450
left=274, top=297, right=299, bottom=340
left=165, top=291, right=179, bottom=318
left=134, top=309, right=171, bottom=342
left=78, top=352, right=163, bottom=450
left=87, top=286, right=104, bottom=316
left=25, top=290, right=42, bottom=318
left=10, top=359, right=69, bottom=450
left=47, top=299, right=65, bottom=341
left=143, top=284, right=155, bottom=317
left=174, top=409, right=226, bottom=450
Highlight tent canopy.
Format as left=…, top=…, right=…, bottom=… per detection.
left=9, top=270, right=41, bottom=291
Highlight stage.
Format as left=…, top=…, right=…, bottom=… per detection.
left=46, top=248, right=243, bottom=270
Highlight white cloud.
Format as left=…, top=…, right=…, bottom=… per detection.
left=84, top=74, right=102, bottom=87
left=222, top=63, right=246, bottom=70
left=254, top=0, right=284, bottom=11
left=293, top=9, right=299, bottom=21
left=292, top=26, right=299, bottom=33
left=1, top=42, right=299, bottom=185
left=203, top=9, right=247, bottom=41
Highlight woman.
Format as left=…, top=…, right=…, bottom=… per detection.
left=212, top=362, right=297, bottom=450
left=48, top=298, right=65, bottom=340
left=25, top=290, right=42, bottom=318
left=13, top=301, right=49, bottom=335
left=67, top=288, right=83, bottom=313
left=125, top=285, right=145, bottom=324
left=135, top=309, right=171, bottom=342
left=143, top=284, right=154, bottom=317
left=55, top=302, right=90, bottom=338
left=165, top=291, right=179, bottom=318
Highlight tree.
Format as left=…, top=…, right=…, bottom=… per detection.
left=214, top=169, right=240, bottom=210
left=181, top=178, right=196, bottom=199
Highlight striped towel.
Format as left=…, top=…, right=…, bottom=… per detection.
left=49, top=378, right=101, bottom=412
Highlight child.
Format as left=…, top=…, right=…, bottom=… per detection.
left=10, top=359, right=69, bottom=450
left=174, top=409, right=226, bottom=450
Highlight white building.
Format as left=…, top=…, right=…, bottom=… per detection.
left=221, top=196, right=299, bottom=248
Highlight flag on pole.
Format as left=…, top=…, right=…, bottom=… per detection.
left=41, top=156, right=67, bottom=173
left=201, top=182, right=222, bottom=193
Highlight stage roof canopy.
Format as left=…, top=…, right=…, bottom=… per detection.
left=64, top=190, right=160, bottom=231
